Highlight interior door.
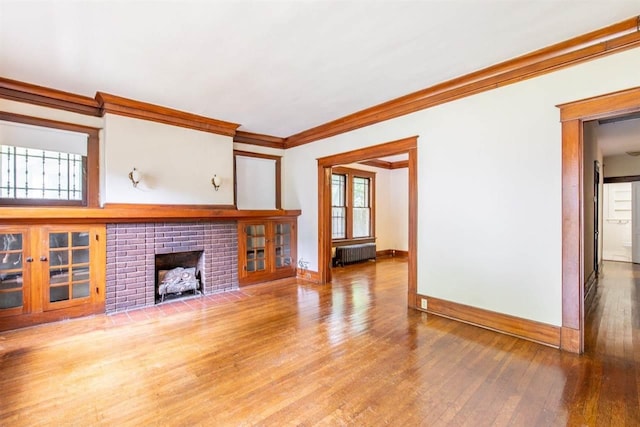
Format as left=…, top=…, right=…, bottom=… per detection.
left=594, top=161, right=600, bottom=273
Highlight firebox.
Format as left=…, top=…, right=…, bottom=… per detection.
left=155, top=250, right=203, bottom=303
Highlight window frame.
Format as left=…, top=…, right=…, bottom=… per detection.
left=331, top=166, right=376, bottom=244
left=0, top=112, right=99, bottom=208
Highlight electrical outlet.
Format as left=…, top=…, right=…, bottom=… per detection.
left=421, top=298, right=428, bottom=310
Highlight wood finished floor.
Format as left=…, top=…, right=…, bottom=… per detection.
left=0, top=258, right=638, bottom=426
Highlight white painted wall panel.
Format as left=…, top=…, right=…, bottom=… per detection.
left=103, top=114, right=234, bottom=205
left=236, top=155, right=276, bottom=209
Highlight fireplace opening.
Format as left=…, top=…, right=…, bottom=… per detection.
left=155, top=250, right=203, bottom=303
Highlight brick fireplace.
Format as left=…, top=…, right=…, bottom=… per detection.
left=105, top=221, right=238, bottom=313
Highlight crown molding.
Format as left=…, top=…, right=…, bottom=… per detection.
left=0, top=77, right=101, bottom=116
left=95, top=92, right=240, bottom=137
left=285, top=16, right=640, bottom=147
left=233, top=130, right=286, bottom=149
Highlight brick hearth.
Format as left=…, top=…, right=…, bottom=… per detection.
left=105, top=222, right=238, bottom=313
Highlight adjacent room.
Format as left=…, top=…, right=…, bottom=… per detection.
left=1, top=1, right=640, bottom=424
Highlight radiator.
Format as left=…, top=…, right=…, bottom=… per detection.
left=335, top=243, right=376, bottom=266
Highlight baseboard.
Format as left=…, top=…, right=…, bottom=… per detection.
left=297, top=268, right=320, bottom=283
left=376, top=249, right=409, bottom=258
left=416, top=294, right=561, bottom=348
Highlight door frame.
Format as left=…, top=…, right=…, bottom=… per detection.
left=559, top=85, right=640, bottom=353
left=317, top=136, right=418, bottom=307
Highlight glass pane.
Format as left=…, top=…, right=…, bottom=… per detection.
left=72, top=267, right=90, bottom=282
left=247, top=251, right=255, bottom=259
left=256, top=249, right=265, bottom=260
left=256, top=260, right=265, bottom=271
left=72, top=249, right=89, bottom=264
left=353, top=177, right=370, bottom=208
left=0, top=253, right=22, bottom=270
left=247, top=260, right=255, bottom=272
left=0, top=291, right=22, bottom=309
left=276, top=257, right=282, bottom=268
left=49, top=250, right=69, bottom=266
left=280, top=224, right=290, bottom=235
left=50, top=233, right=68, bottom=248
left=50, top=286, right=69, bottom=302
left=332, top=174, right=346, bottom=206
left=353, top=207, right=371, bottom=238
left=72, top=283, right=90, bottom=299
left=72, top=232, right=89, bottom=247
left=0, top=233, right=22, bottom=250
left=253, top=237, right=266, bottom=248
left=50, top=268, right=69, bottom=284
left=332, top=207, right=346, bottom=239
left=283, top=257, right=291, bottom=266
left=0, top=275, right=23, bottom=290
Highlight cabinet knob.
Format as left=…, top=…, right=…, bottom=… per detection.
left=40, top=256, right=48, bottom=262
left=25, top=257, right=33, bottom=262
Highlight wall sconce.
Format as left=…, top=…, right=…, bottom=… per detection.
left=211, top=174, right=222, bottom=191
left=128, top=167, right=141, bottom=188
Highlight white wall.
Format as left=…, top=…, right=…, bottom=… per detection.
left=283, top=46, right=640, bottom=327
left=603, top=154, right=640, bottom=178
left=103, top=114, right=234, bottom=205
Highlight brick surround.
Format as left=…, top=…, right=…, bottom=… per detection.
left=105, top=222, right=238, bottom=313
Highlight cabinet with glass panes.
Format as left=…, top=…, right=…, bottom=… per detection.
left=0, top=224, right=105, bottom=331
left=237, top=218, right=296, bottom=285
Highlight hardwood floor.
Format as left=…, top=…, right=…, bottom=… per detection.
left=0, top=258, right=638, bottom=426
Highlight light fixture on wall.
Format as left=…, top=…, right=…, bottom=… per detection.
left=211, top=174, right=222, bottom=191
left=128, top=167, right=141, bottom=188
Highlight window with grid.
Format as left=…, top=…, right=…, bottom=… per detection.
left=331, top=173, right=346, bottom=239
left=0, top=115, right=96, bottom=206
left=331, top=167, right=375, bottom=242
left=0, top=146, right=85, bottom=202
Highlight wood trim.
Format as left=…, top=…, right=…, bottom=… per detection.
left=234, top=131, right=286, bottom=149
left=584, top=269, right=598, bottom=305
left=0, top=77, right=101, bottom=116
left=559, top=86, right=640, bottom=122
left=559, top=86, right=640, bottom=354
left=0, top=206, right=301, bottom=224
left=318, top=136, right=418, bottom=167
left=603, top=174, right=640, bottom=184
left=286, top=17, right=640, bottom=147
left=0, top=112, right=100, bottom=208
left=95, top=92, right=240, bottom=137
left=297, top=268, right=320, bottom=283
left=360, top=159, right=392, bottom=169
left=317, top=136, right=417, bottom=310
left=391, top=160, right=409, bottom=169
left=561, top=327, right=581, bottom=353
left=418, top=294, right=561, bottom=348
left=376, top=249, right=408, bottom=258
left=233, top=150, right=283, bottom=209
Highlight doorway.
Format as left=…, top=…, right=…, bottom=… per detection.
left=317, top=136, right=419, bottom=308
left=560, top=86, right=640, bottom=353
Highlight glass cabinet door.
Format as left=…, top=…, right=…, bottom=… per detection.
left=45, top=229, right=92, bottom=309
left=245, top=224, right=267, bottom=273
left=274, top=222, right=292, bottom=269
left=0, top=230, right=29, bottom=316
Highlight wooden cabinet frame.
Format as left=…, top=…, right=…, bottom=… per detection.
left=0, top=224, right=105, bottom=331
left=237, top=218, right=297, bottom=285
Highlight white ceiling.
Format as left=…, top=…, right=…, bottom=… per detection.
left=598, top=117, right=640, bottom=157
left=1, top=1, right=640, bottom=137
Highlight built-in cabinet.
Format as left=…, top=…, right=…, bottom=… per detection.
left=237, top=218, right=297, bottom=285
left=0, top=224, right=105, bottom=331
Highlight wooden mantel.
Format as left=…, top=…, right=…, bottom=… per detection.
left=0, top=204, right=301, bottom=224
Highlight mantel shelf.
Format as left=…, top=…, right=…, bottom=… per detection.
left=0, top=204, right=301, bottom=224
